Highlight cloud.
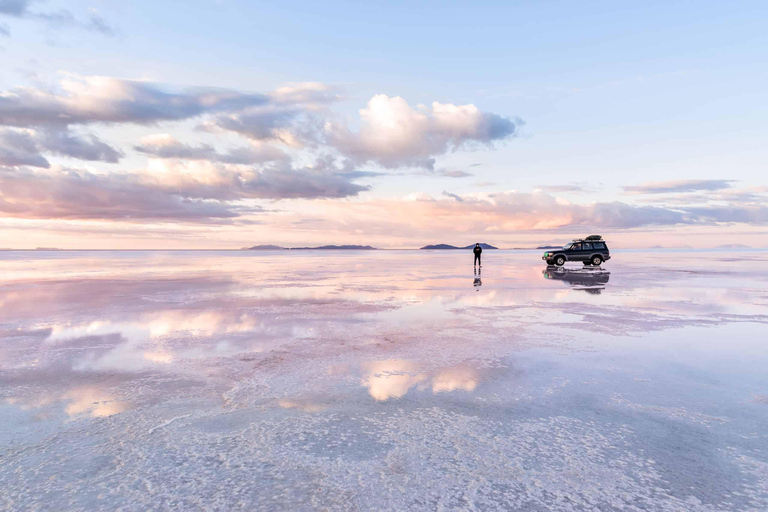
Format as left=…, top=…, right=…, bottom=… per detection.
left=296, top=190, right=767, bottom=240
left=0, top=127, right=122, bottom=167
left=142, top=158, right=369, bottom=201
left=133, top=134, right=286, bottom=164
left=204, top=106, right=309, bottom=144
left=0, top=159, right=369, bottom=222
left=268, top=82, right=341, bottom=105
left=325, top=94, right=519, bottom=169
left=442, top=190, right=464, bottom=202
left=0, top=166, right=240, bottom=222
left=0, top=75, right=268, bottom=128
left=0, top=0, right=115, bottom=36
left=0, top=128, right=49, bottom=167
left=684, top=205, right=768, bottom=224
left=623, top=179, right=735, bottom=194
left=439, top=169, right=473, bottom=178
left=0, top=0, right=29, bottom=16
left=35, top=128, right=122, bottom=163
left=283, top=191, right=696, bottom=239
left=205, top=83, right=338, bottom=145
left=537, top=183, right=594, bottom=194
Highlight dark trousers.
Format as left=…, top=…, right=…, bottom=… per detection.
left=474, top=255, right=481, bottom=266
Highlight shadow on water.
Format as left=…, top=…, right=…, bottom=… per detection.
left=542, top=266, right=610, bottom=294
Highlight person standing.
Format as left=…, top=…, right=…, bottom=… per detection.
left=473, top=243, right=482, bottom=267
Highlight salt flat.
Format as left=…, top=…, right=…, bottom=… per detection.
left=1, top=249, right=767, bottom=511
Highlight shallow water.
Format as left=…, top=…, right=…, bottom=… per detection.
left=2, top=249, right=768, bottom=511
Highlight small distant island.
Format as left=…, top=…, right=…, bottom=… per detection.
left=536, top=245, right=561, bottom=250
left=420, top=243, right=498, bottom=250
left=244, top=245, right=377, bottom=250
left=245, top=245, right=285, bottom=250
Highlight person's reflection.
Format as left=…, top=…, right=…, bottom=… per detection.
left=473, top=267, right=482, bottom=290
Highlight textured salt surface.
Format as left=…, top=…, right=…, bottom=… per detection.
left=1, top=250, right=768, bottom=511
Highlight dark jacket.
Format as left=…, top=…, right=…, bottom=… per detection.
left=473, top=245, right=482, bottom=255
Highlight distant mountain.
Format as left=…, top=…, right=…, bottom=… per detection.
left=715, top=244, right=751, bottom=249
left=536, top=245, right=561, bottom=250
left=420, top=243, right=498, bottom=250
left=245, top=245, right=285, bottom=250
left=290, top=245, right=377, bottom=250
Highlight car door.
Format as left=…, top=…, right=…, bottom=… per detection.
left=570, top=242, right=583, bottom=261
left=581, top=242, right=593, bottom=261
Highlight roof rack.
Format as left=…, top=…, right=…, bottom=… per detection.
left=571, top=235, right=604, bottom=242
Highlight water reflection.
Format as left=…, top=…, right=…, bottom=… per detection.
left=7, top=386, right=131, bottom=419
left=362, top=360, right=479, bottom=401
left=2, top=250, right=768, bottom=510
left=473, top=267, right=482, bottom=290
left=542, top=267, right=610, bottom=293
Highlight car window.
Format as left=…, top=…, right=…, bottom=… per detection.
left=571, top=243, right=582, bottom=250
left=583, top=243, right=592, bottom=250
left=594, top=242, right=605, bottom=249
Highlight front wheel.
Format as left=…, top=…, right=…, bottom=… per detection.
left=554, top=255, right=566, bottom=266
left=591, top=255, right=603, bottom=266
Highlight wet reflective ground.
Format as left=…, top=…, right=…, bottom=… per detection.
left=2, top=249, right=768, bottom=511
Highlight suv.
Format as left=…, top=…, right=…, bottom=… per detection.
left=542, top=235, right=610, bottom=266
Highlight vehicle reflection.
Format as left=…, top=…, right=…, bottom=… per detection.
left=542, top=267, right=610, bottom=294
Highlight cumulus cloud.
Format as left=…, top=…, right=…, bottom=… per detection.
left=623, top=179, right=735, bottom=194
left=325, top=94, right=519, bottom=169
left=0, top=159, right=369, bottom=222
left=0, top=75, right=267, bottom=127
left=133, top=134, right=286, bottom=164
left=0, top=127, right=122, bottom=167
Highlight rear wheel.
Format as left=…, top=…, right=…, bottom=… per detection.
left=591, top=255, right=603, bottom=266
left=554, top=255, right=566, bottom=266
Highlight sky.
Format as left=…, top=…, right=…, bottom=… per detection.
left=0, top=0, right=767, bottom=249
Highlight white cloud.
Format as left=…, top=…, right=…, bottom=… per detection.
left=325, top=94, right=519, bottom=169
